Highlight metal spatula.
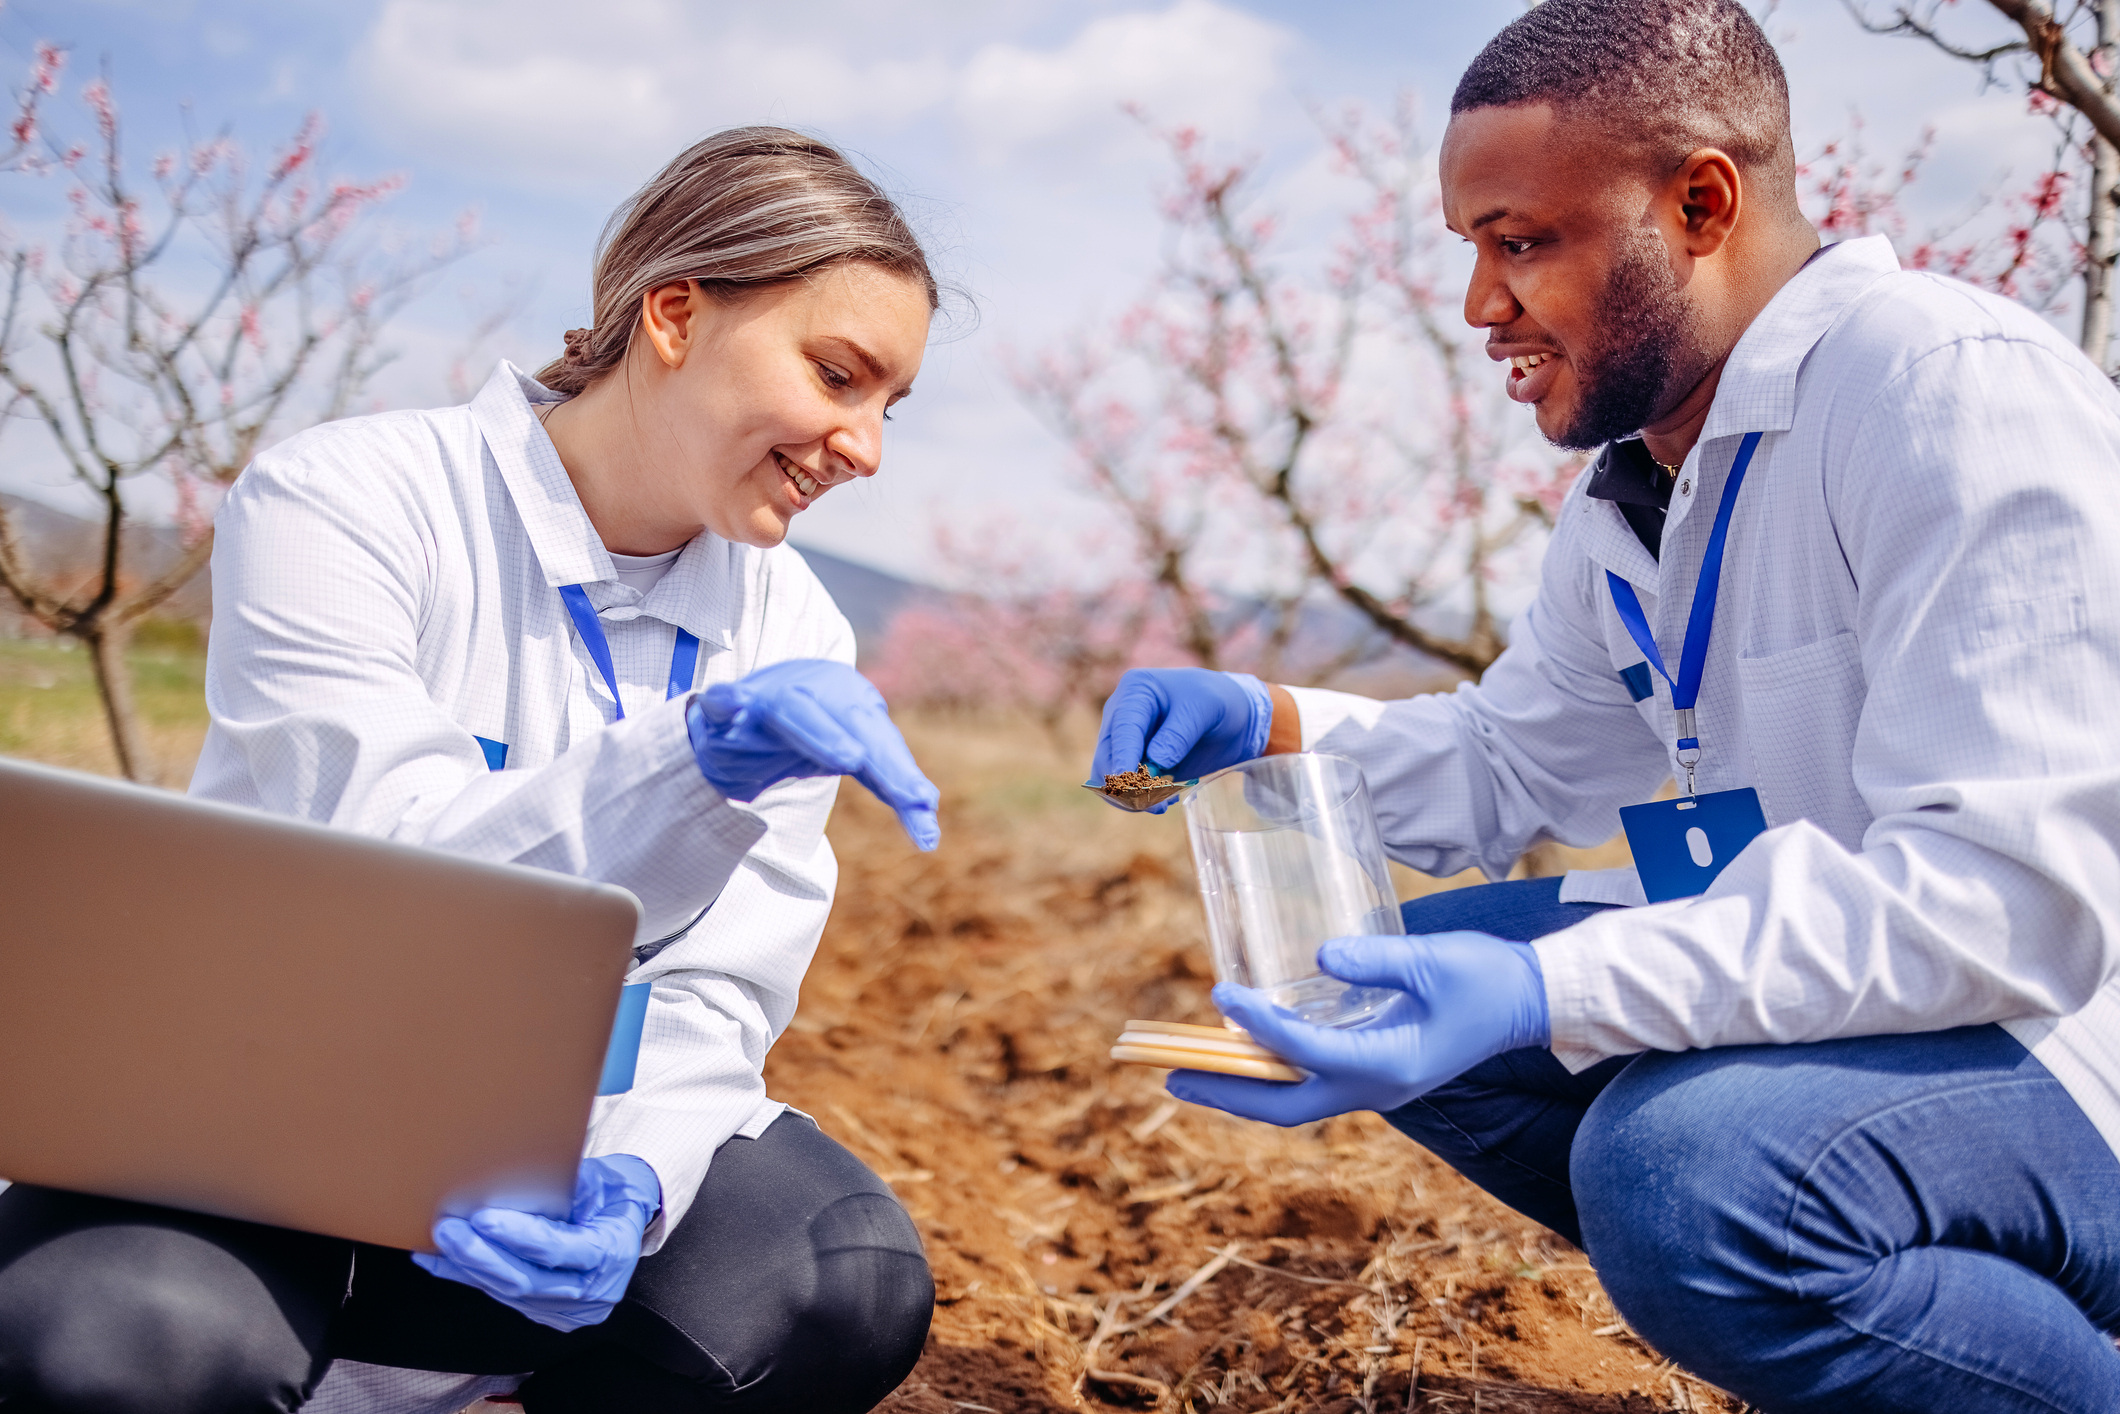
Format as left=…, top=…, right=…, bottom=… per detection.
left=1083, top=769, right=1193, bottom=813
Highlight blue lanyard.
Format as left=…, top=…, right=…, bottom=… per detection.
left=557, top=582, right=700, bottom=719
left=1604, top=429, right=1762, bottom=796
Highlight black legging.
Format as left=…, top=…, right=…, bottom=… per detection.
left=0, top=1112, right=932, bottom=1413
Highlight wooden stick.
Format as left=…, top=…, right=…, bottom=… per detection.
left=1116, top=1029, right=1279, bottom=1059
left=1123, top=1018, right=1248, bottom=1040
left=1111, top=1044, right=1304, bottom=1083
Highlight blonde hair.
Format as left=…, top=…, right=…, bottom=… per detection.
left=537, top=127, right=938, bottom=395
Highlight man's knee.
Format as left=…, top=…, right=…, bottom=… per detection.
left=1570, top=1050, right=1793, bottom=1323
left=0, top=1222, right=320, bottom=1414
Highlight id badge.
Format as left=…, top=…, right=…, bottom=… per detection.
left=1620, top=788, right=1767, bottom=904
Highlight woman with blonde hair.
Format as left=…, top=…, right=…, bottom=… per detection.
left=0, top=128, right=943, bottom=1414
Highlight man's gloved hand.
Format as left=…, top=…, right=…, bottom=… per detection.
left=687, top=659, right=940, bottom=850
left=1089, top=668, right=1274, bottom=805
left=415, top=1154, right=661, bottom=1332
left=1167, top=932, right=1551, bottom=1127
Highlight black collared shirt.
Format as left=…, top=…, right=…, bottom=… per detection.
left=1583, top=437, right=1673, bottom=561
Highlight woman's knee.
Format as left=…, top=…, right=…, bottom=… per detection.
left=0, top=1221, right=324, bottom=1414
left=796, top=1189, right=934, bottom=1401
left=587, top=1117, right=932, bottom=1413
left=530, top=1189, right=931, bottom=1414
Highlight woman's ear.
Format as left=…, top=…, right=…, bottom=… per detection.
left=1670, top=149, right=1742, bottom=257
left=638, top=281, right=701, bottom=370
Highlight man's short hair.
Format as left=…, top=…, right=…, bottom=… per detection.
left=1451, top=0, right=1793, bottom=181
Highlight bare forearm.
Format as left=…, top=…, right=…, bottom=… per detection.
left=1266, top=683, right=1302, bottom=755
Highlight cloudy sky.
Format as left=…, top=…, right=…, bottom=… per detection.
left=0, top=0, right=2064, bottom=581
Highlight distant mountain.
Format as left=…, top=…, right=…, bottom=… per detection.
left=0, top=493, right=214, bottom=629
left=0, top=495, right=1465, bottom=693
left=789, top=543, right=935, bottom=659
left=0, top=493, right=937, bottom=660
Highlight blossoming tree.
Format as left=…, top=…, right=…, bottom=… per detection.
left=1010, top=105, right=1582, bottom=688
left=0, top=59, right=475, bottom=781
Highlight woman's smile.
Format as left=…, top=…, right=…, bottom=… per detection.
left=775, top=449, right=823, bottom=505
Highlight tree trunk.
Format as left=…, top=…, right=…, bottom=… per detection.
left=2086, top=1, right=2120, bottom=373
left=84, top=621, right=153, bottom=784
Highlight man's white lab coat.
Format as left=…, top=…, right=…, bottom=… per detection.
left=1290, top=236, right=2120, bottom=1166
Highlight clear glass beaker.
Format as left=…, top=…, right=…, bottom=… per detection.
left=1181, top=752, right=1400, bottom=1028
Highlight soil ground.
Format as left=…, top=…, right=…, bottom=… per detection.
left=768, top=716, right=1742, bottom=1414
left=0, top=646, right=1741, bottom=1413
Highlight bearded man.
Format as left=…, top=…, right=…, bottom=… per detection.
left=1089, top=1, right=2120, bottom=1408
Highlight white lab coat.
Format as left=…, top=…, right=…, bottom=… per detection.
left=191, top=362, right=851, bottom=1413
left=1289, top=236, right=2120, bottom=1167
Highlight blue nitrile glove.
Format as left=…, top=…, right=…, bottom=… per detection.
left=1167, top=931, right=1551, bottom=1127
left=1089, top=668, right=1274, bottom=806
left=686, top=659, right=940, bottom=851
left=414, top=1154, right=661, bottom=1332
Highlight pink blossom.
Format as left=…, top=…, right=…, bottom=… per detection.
left=32, top=42, right=65, bottom=95
left=81, top=78, right=113, bottom=142
left=271, top=113, right=320, bottom=182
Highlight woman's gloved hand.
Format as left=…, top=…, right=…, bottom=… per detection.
left=1167, top=932, right=1552, bottom=1127
left=415, top=1154, right=662, bottom=1332
left=687, top=659, right=940, bottom=850
left=1089, top=668, right=1274, bottom=803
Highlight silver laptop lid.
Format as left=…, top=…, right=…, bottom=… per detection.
left=0, top=754, right=641, bottom=1251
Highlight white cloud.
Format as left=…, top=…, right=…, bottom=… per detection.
left=955, top=0, right=1293, bottom=159
left=356, top=0, right=960, bottom=186
left=356, top=0, right=1298, bottom=187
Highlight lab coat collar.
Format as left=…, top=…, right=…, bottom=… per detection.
left=1576, top=489, right=1663, bottom=590
left=601, top=536, right=741, bottom=653
left=1698, top=235, right=1902, bottom=444
left=471, top=361, right=737, bottom=652
left=473, top=361, right=615, bottom=591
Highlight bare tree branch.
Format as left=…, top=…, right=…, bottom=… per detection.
left=0, top=70, right=483, bottom=778
left=1841, top=0, right=2031, bottom=64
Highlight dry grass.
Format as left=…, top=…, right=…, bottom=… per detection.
left=0, top=637, right=210, bottom=785
left=0, top=657, right=1734, bottom=1412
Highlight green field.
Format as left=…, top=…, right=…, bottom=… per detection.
left=0, top=634, right=211, bottom=783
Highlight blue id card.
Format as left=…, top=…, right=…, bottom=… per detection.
left=1620, top=788, right=1767, bottom=903
left=597, top=982, right=652, bottom=1096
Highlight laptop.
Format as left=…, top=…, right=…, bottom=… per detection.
left=0, top=753, right=642, bottom=1252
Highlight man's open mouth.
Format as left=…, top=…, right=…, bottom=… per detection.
left=1506, top=350, right=1562, bottom=405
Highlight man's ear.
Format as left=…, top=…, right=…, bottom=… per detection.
left=638, top=280, right=700, bottom=370
left=1670, top=148, right=1742, bottom=257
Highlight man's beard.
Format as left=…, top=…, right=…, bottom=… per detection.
left=1550, top=231, right=1707, bottom=451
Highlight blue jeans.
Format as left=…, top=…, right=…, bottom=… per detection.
left=1383, top=878, right=2120, bottom=1413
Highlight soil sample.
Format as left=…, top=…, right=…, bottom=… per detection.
left=1085, top=767, right=1187, bottom=813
